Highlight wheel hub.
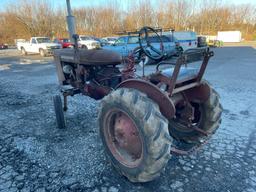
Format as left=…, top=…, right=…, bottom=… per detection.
left=173, top=101, right=203, bottom=132
left=104, top=109, right=143, bottom=168
left=114, top=113, right=142, bottom=158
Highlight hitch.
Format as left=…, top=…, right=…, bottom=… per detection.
left=170, top=137, right=209, bottom=155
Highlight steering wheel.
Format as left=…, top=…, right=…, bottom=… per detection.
left=138, top=26, right=164, bottom=60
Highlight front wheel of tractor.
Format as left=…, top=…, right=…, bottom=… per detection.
left=53, top=95, right=66, bottom=129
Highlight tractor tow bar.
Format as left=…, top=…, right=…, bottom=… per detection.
left=170, top=137, right=209, bottom=155
left=188, top=124, right=209, bottom=136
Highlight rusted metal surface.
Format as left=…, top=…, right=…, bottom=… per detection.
left=167, top=56, right=186, bottom=95
left=188, top=125, right=209, bottom=136
left=171, top=82, right=210, bottom=106
left=121, top=50, right=136, bottom=80
left=172, top=82, right=200, bottom=94
left=197, top=50, right=214, bottom=81
left=168, top=80, right=212, bottom=148
left=55, top=42, right=213, bottom=125
left=117, top=79, right=176, bottom=120
left=54, top=27, right=215, bottom=159
left=54, top=48, right=122, bottom=66
left=84, top=82, right=112, bottom=100
left=61, top=87, right=81, bottom=110
left=183, top=82, right=211, bottom=103
left=103, top=109, right=143, bottom=168
left=177, top=95, right=195, bottom=125
left=150, top=48, right=213, bottom=97
left=114, top=112, right=142, bottom=160
left=170, top=147, right=190, bottom=155
left=149, top=72, right=172, bottom=86
left=171, top=93, right=184, bottom=105
left=54, top=55, right=66, bottom=85
left=170, top=138, right=209, bottom=156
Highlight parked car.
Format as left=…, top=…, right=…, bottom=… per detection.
left=99, top=38, right=109, bottom=46
left=208, top=40, right=223, bottom=47
left=90, top=37, right=108, bottom=47
left=102, top=37, right=118, bottom=45
left=102, top=35, right=177, bottom=61
left=0, top=43, right=8, bottom=49
left=17, top=37, right=62, bottom=57
left=53, top=38, right=73, bottom=48
left=78, top=35, right=101, bottom=49
left=197, top=36, right=207, bottom=47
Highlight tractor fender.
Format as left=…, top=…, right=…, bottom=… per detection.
left=183, top=81, right=211, bottom=103
left=170, top=81, right=211, bottom=107
left=116, top=79, right=176, bottom=120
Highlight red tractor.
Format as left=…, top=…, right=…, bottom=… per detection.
left=53, top=26, right=222, bottom=182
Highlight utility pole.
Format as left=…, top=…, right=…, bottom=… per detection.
left=66, top=0, right=76, bottom=42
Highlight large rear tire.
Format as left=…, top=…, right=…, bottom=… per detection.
left=169, top=81, right=222, bottom=145
left=99, top=88, right=173, bottom=182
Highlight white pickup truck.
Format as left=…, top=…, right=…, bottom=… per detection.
left=17, top=37, right=62, bottom=57
left=78, top=35, right=101, bottom=49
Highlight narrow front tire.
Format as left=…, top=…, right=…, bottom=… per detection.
left=53, top=95, right=66, bottom=129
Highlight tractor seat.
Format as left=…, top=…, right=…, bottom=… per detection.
left=162, top=67, right=198, bottom=81
left=55, top=49, right=122, bottom=66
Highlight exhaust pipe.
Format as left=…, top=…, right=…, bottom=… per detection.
left=66, top=0, right=76, bottom=43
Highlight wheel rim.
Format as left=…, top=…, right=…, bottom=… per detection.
left=103, top=108, right=143, bottom=168
left=172, top=102, right=203, bottom=133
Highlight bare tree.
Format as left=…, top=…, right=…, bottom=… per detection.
left=0, top=0, right=256, bottom=44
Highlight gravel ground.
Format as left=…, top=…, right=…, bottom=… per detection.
left=0, top=47, right=256, bottom=192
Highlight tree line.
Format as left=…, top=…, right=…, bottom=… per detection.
left=0, top=0, right=256, bottom=44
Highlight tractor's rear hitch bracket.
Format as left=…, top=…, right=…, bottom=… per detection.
left=170, top=137, right=209, bottom=155
left=188, top=124, right=209, bottom=136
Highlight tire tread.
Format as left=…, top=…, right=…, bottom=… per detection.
left=99, top=88, right=172, bottom=182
